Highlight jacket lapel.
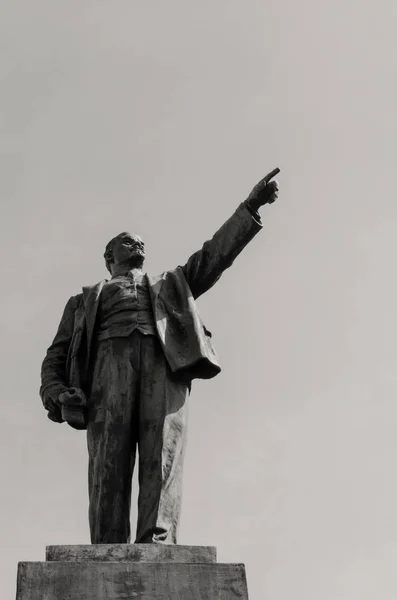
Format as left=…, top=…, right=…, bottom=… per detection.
left=82, top=280, right=106, bottom=358
left=146, top=272, right=166, bottom=308
left=146, top=272, right=167, bottom=341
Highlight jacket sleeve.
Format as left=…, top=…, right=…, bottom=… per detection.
left=40, top=295, right=80, bottom=405
left=181, top=201, right=263, bottom=299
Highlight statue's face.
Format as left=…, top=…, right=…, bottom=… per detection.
left=111, top=232, right=145, bottom=267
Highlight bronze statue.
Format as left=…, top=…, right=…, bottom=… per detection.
left=40, top=170, right=280, bottom=545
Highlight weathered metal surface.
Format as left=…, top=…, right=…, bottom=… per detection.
left=16, top=561, right=249, bottom=600
left=46, top=543, right=217, bottom=563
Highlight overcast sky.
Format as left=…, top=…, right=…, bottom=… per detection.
left=1, top=1, right=397, bottom=599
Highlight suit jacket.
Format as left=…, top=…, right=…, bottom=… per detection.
left=40, top=202, right=262, bottom=405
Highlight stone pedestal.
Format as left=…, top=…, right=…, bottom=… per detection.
left=16, top=544, right=249, bottom=599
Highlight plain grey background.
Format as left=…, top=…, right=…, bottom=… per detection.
left=1, top=1, right=397, bottom=599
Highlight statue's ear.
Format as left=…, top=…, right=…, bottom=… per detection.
left=104, top=250, right=113, bottom=262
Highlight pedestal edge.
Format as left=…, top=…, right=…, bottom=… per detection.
left=45, top=544, right=218, bottom=563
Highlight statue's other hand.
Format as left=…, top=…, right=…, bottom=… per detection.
left=58, top=387, right=87, bottom=430
left=43, top=384, right=67, bottom=423
left=246, top=178, right=279, bottom=211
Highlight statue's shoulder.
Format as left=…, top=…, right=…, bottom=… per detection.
left=71, top=292, right=84, bottom=303
left=146, top=268, right=191, bottom=303
left=147, top=267, right=185, bottom=288
left=66, top=281, right=106, bottom=310
left=80, top=280, right=108, bottom=301
left=64, top=292, right=84, bottom=311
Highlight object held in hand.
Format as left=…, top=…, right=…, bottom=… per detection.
left=59, top=387, right=87, bottom=430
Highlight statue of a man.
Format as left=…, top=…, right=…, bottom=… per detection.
left=40, top=172, right=279, bottom=545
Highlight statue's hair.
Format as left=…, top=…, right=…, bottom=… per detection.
left=104, top=232, right=130, bottom=273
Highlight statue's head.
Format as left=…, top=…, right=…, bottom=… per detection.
left=104, top=232, right=145, bottom=274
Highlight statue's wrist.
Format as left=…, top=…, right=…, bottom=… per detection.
left=245, top=197, right=261, bottom=215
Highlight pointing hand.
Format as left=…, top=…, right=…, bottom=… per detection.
left=246, top=168, right=280, bottom=212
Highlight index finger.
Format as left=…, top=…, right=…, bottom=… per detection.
left=262, top=167, right=280, bottom=183
left=263, top=167, right=280, bottom=184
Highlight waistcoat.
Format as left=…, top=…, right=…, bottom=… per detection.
left=96, top=272, right=156, bottom=340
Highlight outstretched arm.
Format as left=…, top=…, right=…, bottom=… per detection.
left=182, top=172, right=279, bottom=299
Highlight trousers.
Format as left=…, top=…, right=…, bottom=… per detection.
left=86, top=331, right=190, bottom=544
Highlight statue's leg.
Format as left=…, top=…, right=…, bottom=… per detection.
left=135, top=334, right=190, bottom=544
left=86, top=336, right=140, bottom=544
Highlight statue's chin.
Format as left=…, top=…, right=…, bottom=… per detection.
left=127, top=256, right=145, bottom=269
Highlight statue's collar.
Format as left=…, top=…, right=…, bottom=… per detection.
left=111, top=268, right=145, bottom=279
